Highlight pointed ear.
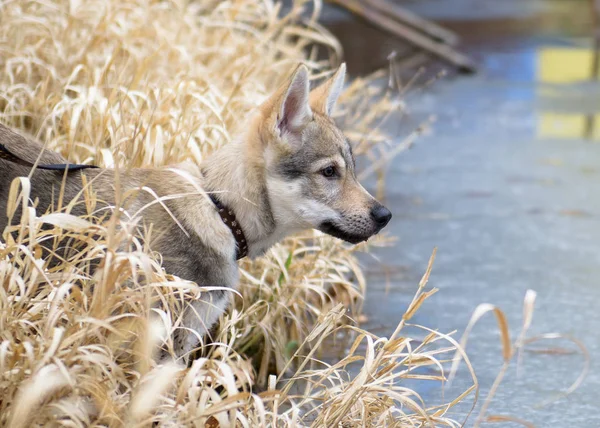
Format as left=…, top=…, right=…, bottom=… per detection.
left=309, top=63, right=346, bottom=116
left=264, top=64, right=312, bottom=135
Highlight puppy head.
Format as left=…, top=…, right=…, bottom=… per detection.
left=256, top=64, right=391, bottom=243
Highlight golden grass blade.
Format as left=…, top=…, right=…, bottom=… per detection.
left=127, top=362, right=182, bottom=425
left=448, top=303, right=512, bottom=384
left=525, top=333, right=590, bottom=408
left=37, top=212, right=101, bottom=232
left=485, top=415, right=536, bottom=427
left=8, top=364, right=72, bottom=428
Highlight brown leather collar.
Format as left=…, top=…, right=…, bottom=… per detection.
left=208, top=194, right=248, bottom=260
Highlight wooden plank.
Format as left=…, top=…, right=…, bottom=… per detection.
left=364, top=0, right=459, bottom=46
left=331, top=0, right=476, bottom=73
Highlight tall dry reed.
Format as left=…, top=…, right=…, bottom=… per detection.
left=0, top=1, right=537, bottom=426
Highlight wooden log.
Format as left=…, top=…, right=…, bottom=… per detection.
left=331, top=0, right=477, bottom=74
left=364, top=0, right=459, bottom=46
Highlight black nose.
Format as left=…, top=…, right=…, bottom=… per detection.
left=371, top=204, right=392, bottom=228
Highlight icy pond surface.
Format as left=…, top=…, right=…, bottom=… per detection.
left=334, top=0, right=600, bottom=425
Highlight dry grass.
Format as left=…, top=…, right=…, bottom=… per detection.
left=0, top=0, right=583, bottom=427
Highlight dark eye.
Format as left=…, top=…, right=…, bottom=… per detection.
left=321, top=165, right=337, bottom=178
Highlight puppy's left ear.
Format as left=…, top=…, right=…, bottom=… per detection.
left=309, top=63, right=346, bottom=116
left=260, top=64, right=312, bottom=137
left=277, top=64, right=312, bottom=133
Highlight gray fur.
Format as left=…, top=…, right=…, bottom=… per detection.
left=0, top=123, right=236, bottom=360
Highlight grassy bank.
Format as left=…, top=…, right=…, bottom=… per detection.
left=0, top=1, right=474, bottom=426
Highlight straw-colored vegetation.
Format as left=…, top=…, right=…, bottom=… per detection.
left=0, top=1, right=581, bottom=427
left=0, top=0, right=464, bottom=426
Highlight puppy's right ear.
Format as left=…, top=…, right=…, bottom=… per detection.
left=261, top=64, right=312, bottom=136
left=309, top=63, right=346, bottom=116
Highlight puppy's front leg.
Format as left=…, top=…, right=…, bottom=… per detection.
left=174, top=290, right=231, bottom=360
left=153, top=211, right=239, bottom=362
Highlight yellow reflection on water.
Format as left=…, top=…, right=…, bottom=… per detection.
left=536, top=46, right=599, bottom=140
left=538, top=113, right=600, bottom=140
left=538, top=47, right=599, bottom=83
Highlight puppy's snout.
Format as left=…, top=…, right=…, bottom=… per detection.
left=370, top=204, right=392, bottom=229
